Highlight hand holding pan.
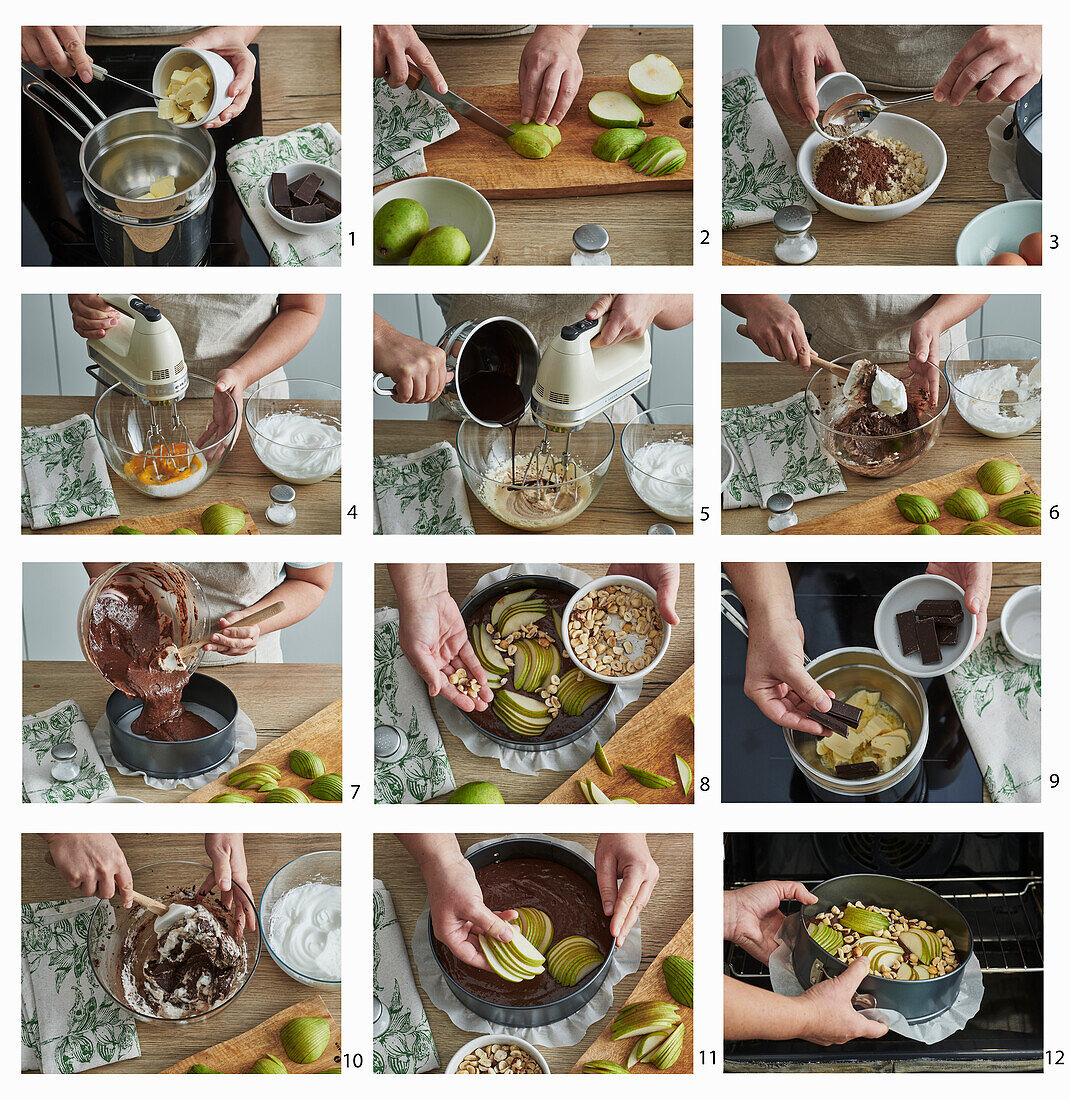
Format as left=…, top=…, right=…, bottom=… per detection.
left=779, top=898, right=877, bottom=1010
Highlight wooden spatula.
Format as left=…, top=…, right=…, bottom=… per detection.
left=45, top=851, right=167, bottom=914
left=735, top=324, right=849, bottom=377
left=155, top=601, right=286, bottom=671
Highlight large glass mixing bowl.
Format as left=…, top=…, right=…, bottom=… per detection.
left=246, top=378, right=342, bottom=484
left=620, top=404, right=694, bottom=522
left=456, top=414, right=615, bottom=531
left=944, top=335, right=1041, bottom=439
left=93, top=373, right=239, bottom=500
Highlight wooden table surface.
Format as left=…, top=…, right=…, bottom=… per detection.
left=374, top=421, right=694, bottom=535
left=23, top=661, right=341, bottom=803
left=373, top=832, right=692, bottom=1073
left=23, top=397, right=340, bottom=535
left=409, top=28, right=693, bottom=266
left=22, top=831, right=341, bottom=1073
left=87, top=27, right=341, bottom=135
left=723, top=92, right=1022, bottom=265
left=375, top=565, right=694, bottom=802
left=720, top=363, right=1042, bottom=534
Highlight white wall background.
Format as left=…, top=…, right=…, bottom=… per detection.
left=22, top=563, right=342, bottom=663
left=23, top=295, right=342, bottom=396
left=374, top=294, right=694, bottom=421
left=723, top=25, right=760, bottom=75
left=721, top=295, right=1041, bottom=361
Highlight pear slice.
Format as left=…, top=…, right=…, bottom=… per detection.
left=513, top=907, right=554, bottom=954
left=471, top=624, right=509, bottom=676
left=840, top=905, right=891, bottom=935
left=498, top=600, right=549, bottom=636
left=491, top=589, right=535, bottom=629
left=507, top=927, right=547, bottom=969
left=546, top=935, right=604, bottom=986
left=579, top=778, right=596, bottom=803
left=587, top=781, right=613, bottom=805
left=628, top=53, right=684, bottom=105
left=627, top=1033, right=664, bottom=1068
left=588, top=90, right=644, bottom=128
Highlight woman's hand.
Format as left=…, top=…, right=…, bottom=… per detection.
left=796, top=957, right=890, bottom=1045
left=594, top=834, right=660, bottom=946
left=45, top=833, right=133, bottom=905
left=204, top=606, right=262, bottom=657
left=373, top=316, right=452, bottom=404
left=182, top=26, right=260, bottom=128
left=934, top=25, right=1042, bottom=107
left=68, top=294, right=120, bottom=340
left=606, top=563, right=681, bottom=625
left=373, top=25, right=447, bottom=94
left=518, top=25, right=586, bottom=126
left=425, top=855, right=516, bottom=970
left=200, top=833, right=257, bottom=933
left=926, top=562, right=992, bottom=650
left=754, top=25, right=844, bottom=126
left=196, top=367, right=244, bottom=462
left=22, top=27, right=92, bottom=81
left=740, top=296, right=812, bottom=367
left=724, top=880, right=817, bottom=964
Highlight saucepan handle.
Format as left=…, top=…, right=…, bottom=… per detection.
left=373, top=372, right=395, bottom=396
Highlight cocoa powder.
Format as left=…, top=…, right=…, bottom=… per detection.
left=815, top=136, right=899, bottom=204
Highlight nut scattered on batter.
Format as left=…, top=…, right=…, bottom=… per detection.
left=568, top=584, right=663, bottom=678
left=814, top=134, right=927, bottom=206
left=455, top=1043, right=543, bottom=1074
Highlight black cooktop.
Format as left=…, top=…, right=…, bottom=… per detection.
left=722, top=563, right=984, bottom=803
left=22, top=44, right=267, bottom=266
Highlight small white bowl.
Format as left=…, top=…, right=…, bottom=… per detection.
left=1000, top=585, right=1041, bottom=664
left=874, top=574, right=976, bottom=677
left=263, top=161, right=342, bottom=235
left=562, top=575, right=670, bottom=685
left=809, top=71, right=867, bottom=140
left=798, top=113, right=947, bottom=223
left=153, top=46, right=234, bottom=128
left=95, top=796, right=145, bottom=803
left=445, top=1034, right=550, bottom=1075
left=373, top=177, right=495, bottom=266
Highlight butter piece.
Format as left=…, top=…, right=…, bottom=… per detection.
left=149, top=176, right=176, bottom=199
left=189, top=97, right=210, bottom=121
left=158, top=64, right=213, bottom=124
left=175, top=75, right=209, bottom=107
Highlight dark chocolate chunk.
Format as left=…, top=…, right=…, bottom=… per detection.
left=269, top=172, right=291, bottom=210
left=290, top=172, right=324, bottom=205
left=936, top=621, right=960, bottom=646
left=318, top=191, right=341, bottom=216
left=896, top=610, right=920, bottom=656
left=835, top=761, right=881, bottom=779
left=916, top=599, right=964, bottom=624
left=289, top=203, right=327, bottom=223
left=807, top=709, right=851, bottom=737
left=916, top=615, right=942, bottom=664
left=826, top=698, right=863, bottom=727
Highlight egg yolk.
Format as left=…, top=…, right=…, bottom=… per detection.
left=124, top=443, right=204, bottom=485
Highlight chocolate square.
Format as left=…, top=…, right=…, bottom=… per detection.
left=916, top=615, right=942, bottom=664
left=826, top=699, right=863, bottom=727
left=896, top=610, right=920, bottom=656
left=916, top=599, right=964, bottom=624
left=936, top=621, right=960, bottom=647
left=835, top=761, right=881, bottom=779
left=290, top=203, right=327, bottom=224
left=269, top=172, right=291, bottom=210
left=807, top=708, right=851, bottom=737
left=290, top=172, right=324, bottom=205
left=318, top=191, right=341, bottom=217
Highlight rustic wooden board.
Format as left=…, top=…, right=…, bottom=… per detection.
left=722, top=248, right=771, bottom=265
left=72, top=498, right=258, bottom=535
left=570, top=914, right=693, bottom=1074
left=784, top=452, right=1041, bottom=535
left=542, top=666, right=694, bottom=804
left=161, top=995, right=341, bottom=1073
left=181, top=698, right=342, bottom=803
left=418, top=72, right=694, bottom=199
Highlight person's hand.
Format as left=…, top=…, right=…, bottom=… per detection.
left=195, top=367, right=243, bottom=462
left=796, top=957, right=890, bottom=1045
left=586, top=294, right=661, bottom=348
left=68, top=294, right=121, bottom=340
left=200, top=833, right=257, bottom=933
left=518, top=26, right=585, bottom=126
left=754, top=25, right=844, bottom=126
left=934, top=25, right=1042, bottom=107
left=907, top=314, right=945, bottom=399
left=724, top=881, right=817, bottom=964
left=399, top=591, right=492, bottom=712
left=742, top=296, right=812, bottom=367
left=22, top=27, right=93, bottom=81
left=182, top=27, right=259, bottom=128
left=595, top=834, right=659, bottom=946
left=373, top=318, right=452, bottom=404
left=203, top=606, right=262, bottom=657
left=45, top=833, right=133, bottom=905
left=373, top=25, right=447, bottom=94
left=926, top=562, right=992, bottom=650
left=606, top=564, right=681, bottom=625
left=425, top=854, right=516, bottom=970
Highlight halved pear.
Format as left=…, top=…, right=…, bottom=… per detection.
left=588, top=90, right=644, bottom=128
left=628, top=53, right=684, bottom=105
left=491, top=589, right=535, bottom=629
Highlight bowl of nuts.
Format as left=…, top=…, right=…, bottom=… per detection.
left=562, top=577, right=670, bottom=685
left=446, top=1035, right=549, bottom=1075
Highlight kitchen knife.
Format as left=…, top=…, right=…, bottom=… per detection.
left=404, top=65, right=514, bottom=140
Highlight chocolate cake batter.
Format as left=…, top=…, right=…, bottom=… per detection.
left=433, top=857, right=612, bottom=1006
left=834, top=400, right=926, bottom=467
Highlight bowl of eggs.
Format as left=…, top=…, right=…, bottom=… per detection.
left=955, top=199, right=1042, bottom=266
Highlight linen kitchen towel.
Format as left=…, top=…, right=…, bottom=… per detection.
left=374, top=79, right=460, bottom=185
left=23, top=700, right=116, bottom=804
left=373, top=441, right=475, bottom=534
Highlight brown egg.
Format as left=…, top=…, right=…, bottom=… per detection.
left=1019, top=232, right=1043, bottom=266
left=989, top=251, right=1028, bottom=266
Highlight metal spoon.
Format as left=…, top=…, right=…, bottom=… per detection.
left=819, top=89, right=936, bottom=140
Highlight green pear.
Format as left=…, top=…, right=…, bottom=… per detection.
left=509, top=121, right=561, bottom=148
left=409, top=226, right=472, bottom=266
left=373, top=197, right=430, bottom=262
left=592, top=128, right=646, bottom=163
left=628, top=53, right=684, bottom=105
left=506, top=124, right=554, bottom=159
left=588, top=91, right=644, bottom=128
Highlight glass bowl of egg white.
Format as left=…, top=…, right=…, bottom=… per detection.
left=944, top=336, right=1041, bottom=439
left=620, top=404, right=694, bottom=522
left=246, top=378, right=342, bottom=484
left=259, top=850, right=341, bottom=989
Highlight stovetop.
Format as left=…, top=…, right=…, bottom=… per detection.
left=724, top=833, right=1044, bottom=1067
left=722, top=563, right=984, bottom=802
left=22, top=44, right=267, bottom=266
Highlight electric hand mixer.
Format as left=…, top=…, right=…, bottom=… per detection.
left=86, top=296, right=192, bottom=480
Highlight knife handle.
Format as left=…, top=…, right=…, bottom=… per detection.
left=404, top=64, right=426, bottom=93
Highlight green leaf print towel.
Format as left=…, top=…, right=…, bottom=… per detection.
left=945, top=621, right=1041, bottom=803
left=226, top=123, right=342, bottom=267
left=374, top=608, right=456, bottom=804
left=21, top=414, right=119, bottom=530
left=721, top=392, right=846, bottom=509
left=723, top=69, right=814, bottom=231
left=373, top=78, right=460, bottom=184
left=23, top=699, right=116, bottom=804
left=373, top=881, right=440, bottom=1074
left=22, top=899, right=140, bottom=1073
left=373, top=441, right=475, bottom=534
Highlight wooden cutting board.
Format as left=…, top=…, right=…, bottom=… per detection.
left=182, top=698, right=342, bottom=803
left=722, top=248, right=771, bottom=265
left=73, top=498, right=258, bottom=535
left=418, top=72, right=694, bottom=199
left=541, top=665, right=694, bottom=804
left=785, top=453, right=1041, bottom=535
left=570, top=914, right=693, bottom=1074
left=161, top=995, right=341, bottom=1073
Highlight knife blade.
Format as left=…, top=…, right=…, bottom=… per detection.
left=404, top=65, right=514, bottom=140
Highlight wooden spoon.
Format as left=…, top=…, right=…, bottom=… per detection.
left=736, top=324, right=849, bottom=377
left=155, top=600, right=286, bottom=671
left=45, top=851, right=168, bottom=914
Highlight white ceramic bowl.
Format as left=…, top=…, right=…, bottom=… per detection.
left=445, top=1034, right=550, bottom=1075
left=264, top=162, right=342, bottom=235
left=373, top=177, right=494, bottom=266
left=1000, top=585, right=1041, bottom=664
left=153, top=46, right=234, bottom=129
left=798, top=114, right=947, bottom=223
left=874, top=574, right=976, bottom=677
left=809, top=71, right=867, bottom=140
left=561, top=575, right=670, bottom=685
left=956, top=199, right=1042, bottom=265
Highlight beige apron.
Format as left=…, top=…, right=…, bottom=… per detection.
left=790, top=295, right=969, bottom=363
left=429, top=294, right=639, bottom=423
left=414, top=26, right=534, bottom=39
left=826, top=26, right=982, bottom=92
left=178, top=562, right=284, bottom=665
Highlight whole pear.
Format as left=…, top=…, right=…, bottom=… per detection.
left=409, top=225, right=472, bottom=266
left=373, top=197, right=430, bottom=262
